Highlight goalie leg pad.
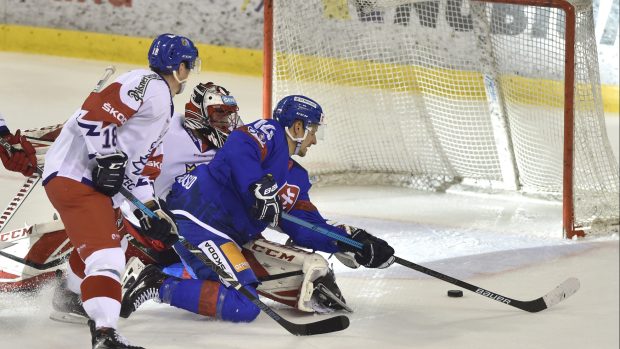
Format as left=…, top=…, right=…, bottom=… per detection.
left=242, top=238, right=347, bottom=313
left=0, top=220, right=71, bottom=292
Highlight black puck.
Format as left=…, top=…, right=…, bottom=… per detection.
left=447, top=290, right=463, bottom=297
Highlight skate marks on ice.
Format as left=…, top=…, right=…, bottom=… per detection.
left=1, top=242, right=617, bottom=349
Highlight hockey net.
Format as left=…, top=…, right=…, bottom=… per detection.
left=264, top=0, right=619, bottom=238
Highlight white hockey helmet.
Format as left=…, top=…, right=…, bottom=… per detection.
left=184, top=82, right=242, bottom=148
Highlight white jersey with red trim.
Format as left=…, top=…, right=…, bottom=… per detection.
left=42, top=69, right=173, bottom=206
left=151, top=113, right=217, bottom=199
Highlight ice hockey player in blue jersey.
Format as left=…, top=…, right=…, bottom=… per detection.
left=120, top=95, right=396, bottom=323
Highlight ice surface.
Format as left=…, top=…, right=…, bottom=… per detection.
left=0, top=52, right=618, bottom=349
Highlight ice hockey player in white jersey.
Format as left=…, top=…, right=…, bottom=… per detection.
left=149, top=82, right=242, bottom=200
left=41, top=33, right=199, bottom=349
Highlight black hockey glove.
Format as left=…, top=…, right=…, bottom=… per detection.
left=133, top=199, right=179, bottom=250
left=338, top=228, right=395, bottom=269
left=92, top=152, right=128, bottom=196
left=249, top=174, right=282, bottom=227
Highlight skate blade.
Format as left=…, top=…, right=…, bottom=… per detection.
left=49, top=310, right=88, bottom=325
left=316, top=284, right=353, bottom=313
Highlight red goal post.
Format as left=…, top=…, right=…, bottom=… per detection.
left=263, top=0, right=619, bottom=238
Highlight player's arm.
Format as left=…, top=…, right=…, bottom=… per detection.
left=225, top=123, right=286, bottom=226
left=282, top=198, right=395, bottom=269
left=222, top=129, right=264, bottom=191
left=279, top=199, right=342, bottom=253
left=276, top=162, right=345, bottom=252
left=132, top=134, right=178, bottom=250
left=280, top=163, right=395, bottom=269
left=78, top=83, right=137, bottom=157
left=0, top=114, right=38, bottom=176
left=77, top=83, right=139, bottom=196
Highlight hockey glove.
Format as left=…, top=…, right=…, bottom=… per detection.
left=92, top=152, right=128, bottom=196
left=250, top=174, right=282, bottom=227
left=133, top=199, right=179, bottom=251
left=0, top=130, right=38, bottom=176
left=338, top=228, right=395, bottom=269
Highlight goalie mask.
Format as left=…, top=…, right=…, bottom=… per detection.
left=184, top=82, right=241, bottom=149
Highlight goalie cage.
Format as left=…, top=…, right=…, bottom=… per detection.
left=262, top=0, right=619, bottom=238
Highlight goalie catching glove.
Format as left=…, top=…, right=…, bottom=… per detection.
left=133, top=199, right=179, bottom=251
left=0, top=129, right=38, bottom=176
left=336, top=226, right=395, bottom=269
left=250, top=174, right=282, bottom=227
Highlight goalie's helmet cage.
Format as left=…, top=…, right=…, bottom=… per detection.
left=273, top=95, right=324, bottom=131
left=148, top=33, right=199, bottom=74
left=184, top=82, right=241, bottom=148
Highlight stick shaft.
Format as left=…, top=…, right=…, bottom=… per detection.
left=280, top=212, right=578, bottom=313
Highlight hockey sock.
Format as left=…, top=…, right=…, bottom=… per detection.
left=160, top=278, right=219, bottom=317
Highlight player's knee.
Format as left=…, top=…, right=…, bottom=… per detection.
left=83, top=247, right=125, bottom=281
left=220, top=287, right=261, bottom=323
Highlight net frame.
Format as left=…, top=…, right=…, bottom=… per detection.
left=263, top=0, right=618, bottom=239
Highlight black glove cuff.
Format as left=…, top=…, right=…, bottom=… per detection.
left=337, top=227, right=372, bottom=252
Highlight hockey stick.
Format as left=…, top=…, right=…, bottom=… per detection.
left=0, top=66, right=116, bottom=233
left=0, top=249, right=68, bottom=270
left=280, top=212, right=580, bottom=313
left=0, top=173, right=41, bottom=233
left=119, top=187, right=349, bottom=336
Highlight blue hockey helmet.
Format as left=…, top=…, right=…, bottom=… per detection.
left=272, top=95, right=324, bottom=130
left=148, top=34, right=200, bottom=74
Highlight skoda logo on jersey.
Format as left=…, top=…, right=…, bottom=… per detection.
left=102, top=102, right=128, bottom=124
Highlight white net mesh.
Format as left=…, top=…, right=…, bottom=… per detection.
left=271, top=0, right=619, bottom=234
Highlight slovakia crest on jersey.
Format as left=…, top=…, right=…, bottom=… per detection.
left=278, top=183, right=300, bottom=212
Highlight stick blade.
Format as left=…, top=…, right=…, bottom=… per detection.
left=286, top=314, right=350, bottom=336
left=542, top=277, right=580, bottom=309
left=49, top=311, right=88, bottom=325
left=0, top=241, right=17, bottom=250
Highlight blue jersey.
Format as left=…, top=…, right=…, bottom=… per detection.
left=167, top=118, right=349, bottom=251
left=277, top=159, right=348, bottom=253
left=167, top=119, right=290, bottom=244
